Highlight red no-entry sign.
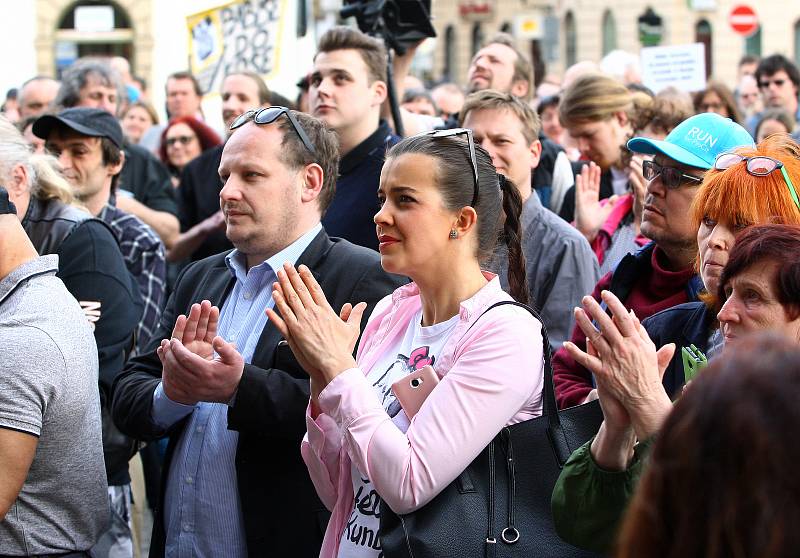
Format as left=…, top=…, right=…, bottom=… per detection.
left=729, top=5, right=759, bottom=37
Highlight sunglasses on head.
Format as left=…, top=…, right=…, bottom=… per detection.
left=165, top=135, right=195, bottom=147
left=714, top=152, right=800, bottom=211
left=417, top=128, right=479, bottom=207
left=642, top=159, right=704, bottom=189
left=230, top=106, right=316, bottom=154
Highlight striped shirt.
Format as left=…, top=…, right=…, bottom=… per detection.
left=152, top=224, right=322, bottom=558
left=99, top=202, right=166, bottom=354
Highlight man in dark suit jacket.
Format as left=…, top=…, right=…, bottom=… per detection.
left=112, top=108, right=405, bottom=558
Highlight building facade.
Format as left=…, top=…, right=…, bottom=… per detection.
left=430, top=0, right=800, bottom=89
left=3, top=0, right=318, bottom=126
left=4, top=0, right=800, bottom=111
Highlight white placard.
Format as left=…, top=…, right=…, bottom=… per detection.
left=690, top=0, right=717, bottom=10
left=515, top=13, right=544, bottom=39
left=74, top=6, right=114, bottom=33
left=640, top=43, right=706, bottom=93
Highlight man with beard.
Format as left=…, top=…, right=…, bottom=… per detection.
left=55, top=60, right=180, bottom=248
left=465, top=33, right=573, bottom=214
left=552, top=113, right=755, bottom=408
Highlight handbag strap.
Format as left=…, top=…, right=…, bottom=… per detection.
left=470, top=300, right=567, bottom=554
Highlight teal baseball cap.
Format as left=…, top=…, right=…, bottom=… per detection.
left=627, top=112, right=754, bottom=170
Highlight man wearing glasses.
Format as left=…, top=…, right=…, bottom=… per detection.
left=746, top=54, right=800, bottom=136
left=553, top=113, right=754, bottom=409
left=112, top=108, right=405, bottom=557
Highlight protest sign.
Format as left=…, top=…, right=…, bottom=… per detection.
left=641, top=43, right=706, bottom=93
left=187, top=0, right=286, bottom=95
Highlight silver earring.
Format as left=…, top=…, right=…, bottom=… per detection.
left=449, top=229, right=458, bottom=239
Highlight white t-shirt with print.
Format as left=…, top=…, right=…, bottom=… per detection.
left=337, top=308, right=460, bottom=558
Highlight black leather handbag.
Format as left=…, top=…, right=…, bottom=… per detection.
left=379, top=301, right=605, bottom=558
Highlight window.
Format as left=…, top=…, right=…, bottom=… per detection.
left=695, top=19, right=713, bottom=78
left=602, top=10, right=617, bottom=56
left=58, top=0, right=131, bottom=29
left=796, top=20, right=800, bottom=66
left=745, top=25, right=762, bottom=57
left=443, top=25, right=455, bottom=82
left=565, top=11, right=577, bottom=68
left=55, top=1, right=134, bottom=77
left=471, top=23, right=484, bottom=58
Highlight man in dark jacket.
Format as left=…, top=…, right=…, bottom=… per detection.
left=112, top=110, right=405, bottom=557
left=553, top=113, right=754, bottom=408
left=310, top=27, right=399, bottom=250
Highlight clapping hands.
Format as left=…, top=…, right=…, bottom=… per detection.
left=266, top=264, right=365, bottom=392
left=158, top=300, right=244, bottom=406
left=563, top=291, right=674, bottom=440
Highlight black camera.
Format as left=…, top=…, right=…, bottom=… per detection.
left=340, top=0, right=436, bottom=55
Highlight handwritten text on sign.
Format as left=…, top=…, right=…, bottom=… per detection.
left=640, top=43, right=706, bottom=93
left=188, top=0, right=284, bottom=95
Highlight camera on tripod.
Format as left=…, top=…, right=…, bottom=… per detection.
left=340, top=0, right=436, bottom=55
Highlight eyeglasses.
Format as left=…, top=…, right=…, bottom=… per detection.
left=230, top=106, right=316, bottom=154
left=418, top=128, right=479, bottom=207
left=759, top=78, right=787, bottom=89
left=165, top=135, right=196, bottom=147
left=642, top=159, right=704, bottom=189
left=714, top=152, right=800, bottom=211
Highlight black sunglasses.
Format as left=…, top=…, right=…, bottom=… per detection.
left=642, top=159, right=703, bottom=189
left=417, top=128, right=479, bottom=207
left=759, top=78, right=787, bottom=89
left=230, top=106, right=316, bottom=154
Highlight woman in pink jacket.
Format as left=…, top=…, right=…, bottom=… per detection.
left=267, top=130, right=545, bottom=558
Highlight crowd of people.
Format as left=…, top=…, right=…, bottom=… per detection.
left=2, top=21, right=800, bottom=558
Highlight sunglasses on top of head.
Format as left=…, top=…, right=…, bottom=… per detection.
left=416, top=128, right=479, bottom=207
left=714, top=152, right=800, bottom=211
left=230, top=106, right=316, bottom=154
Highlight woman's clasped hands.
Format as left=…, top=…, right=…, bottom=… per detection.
left=266, top=263, right=368, bottom=395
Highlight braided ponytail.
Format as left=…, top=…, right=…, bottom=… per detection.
left=498, top=173, right=529, bottom=305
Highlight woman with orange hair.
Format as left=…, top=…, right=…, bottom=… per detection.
left=551, top=133, right=800, bottom=553
left=641, top=133, right=800, bottom=395
left=158, top=116, right=222, bottom=186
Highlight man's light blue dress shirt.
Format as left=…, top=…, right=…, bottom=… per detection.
left=151, top=224, right=322, bottom=558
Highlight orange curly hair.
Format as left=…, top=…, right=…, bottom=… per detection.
left=691, top=133, right=800, bottom=230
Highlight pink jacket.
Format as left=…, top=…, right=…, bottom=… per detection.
left=301, top=275, right=544, bottom=557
